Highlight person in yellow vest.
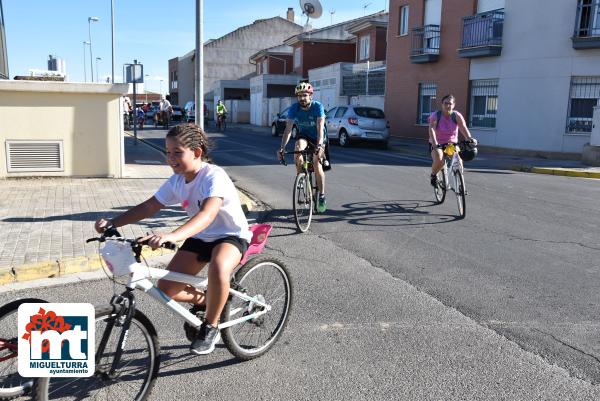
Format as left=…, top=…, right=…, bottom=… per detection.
left=216, top=100, right=228, bottom=130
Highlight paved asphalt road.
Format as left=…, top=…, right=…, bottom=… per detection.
left=3, top=124, right=599, bottom=400
left=172, top=124, right=600, bottom=384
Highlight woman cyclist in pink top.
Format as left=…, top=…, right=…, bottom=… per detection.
left=428, top=94, right=478, bottom=187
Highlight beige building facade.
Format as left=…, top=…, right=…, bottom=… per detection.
left=0, top=80, right=128, bottom=178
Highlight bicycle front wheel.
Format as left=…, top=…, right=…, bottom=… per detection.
left=0, top=298, right=47, bottom=400
left=293, top=173, right=313, bottom=232
left=454, top=170, right=466, bottom=219
left=221, top=257, right=293, bottom=361
left=433, top=167, right=446, bottom=204
left=36, top=306, right=160, bottom=401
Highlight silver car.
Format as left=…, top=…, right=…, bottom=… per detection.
left=325, top=105, right=390, bottom=148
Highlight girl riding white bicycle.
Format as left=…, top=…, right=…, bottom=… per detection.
left=95, top=123, right=252, bottom=355
left=428, top=94, right=477, bottom=187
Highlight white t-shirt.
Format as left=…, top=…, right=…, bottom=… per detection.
left=160, top=99, right=172, bottom=112
left=154, top=163, right=252, bottom=243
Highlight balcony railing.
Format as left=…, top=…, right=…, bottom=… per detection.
left=458, top=9, right=504, bottom=58
left=572, top=0, right=600, bottom=49
left=410, top=25, right=440, bottom=64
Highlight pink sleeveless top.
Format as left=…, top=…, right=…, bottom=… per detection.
left=428, top=111, right=462, bottom=144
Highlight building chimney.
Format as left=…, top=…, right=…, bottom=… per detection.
left=287, top=7, right=294, bottom=22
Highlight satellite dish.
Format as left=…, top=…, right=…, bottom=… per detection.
left=300, top=0, right=323, bottom=19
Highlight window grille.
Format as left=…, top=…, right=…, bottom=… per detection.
left=417, top=82, right=437, bottom=124
left=469, top=79, right=499, bottom=128
left=566, top=76, right=600, bottom=133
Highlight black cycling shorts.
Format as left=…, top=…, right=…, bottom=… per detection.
left=296, top=134, right=326, bottom=147
left=429, top=142, right=457, bottom=153
left=180, top=236, right=249, bottom=262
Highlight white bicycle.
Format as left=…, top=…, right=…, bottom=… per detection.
left=432, top=142, right=468, bottom=219
left=36, top=224, right=293, bottom=401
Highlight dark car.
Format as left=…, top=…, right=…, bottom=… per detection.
left=271, top=107, right=298, bottom=138
left=171, top=105, right=184, bottom=122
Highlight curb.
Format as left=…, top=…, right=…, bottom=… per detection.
left=510, top=165, right=600, bottom=179
left=529, top=167, right=600, bottom=179
left=0, top=247, right=178, bottom=286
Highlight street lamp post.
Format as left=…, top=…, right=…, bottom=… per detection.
left=88, top=16, right=99, bottom=82
left=82, top=41, right=90, bottom=82
left=144, top=74, right=150, bottom=103
left=95, top=57, right=102, bottom=83
left=159, top=79, right=163, bottom=96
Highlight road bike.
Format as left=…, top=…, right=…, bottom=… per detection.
left=432, top=142, right=468, bottom=219
left=35, top=223, right=293, bottom=400
left=280, top=147, right=322, bottom=233
left=0, top=297, right=48, bottom=400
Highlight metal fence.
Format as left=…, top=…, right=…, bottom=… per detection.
left=461, top=9, right=504, bottom=48
left=411, top=25, right=440, bottom=56
left=341, top=61, right=386, bottom=96
left=566, top=76, right=600, bottom=133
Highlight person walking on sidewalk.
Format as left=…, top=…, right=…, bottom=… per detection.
left=159, top=95, right=173, bottom=129
left=277, top=81, right=329, bottom=213
left=94, top=123, right=252, bottom=355
left=428, top=94, right=477, bottom=186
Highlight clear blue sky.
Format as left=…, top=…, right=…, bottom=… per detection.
left=3, top=0, right=387, bottom=94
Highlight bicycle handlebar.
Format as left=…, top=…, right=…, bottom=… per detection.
left=86, top=225, right=177, bottom=251
left=279, top=148, right=324, bottom=167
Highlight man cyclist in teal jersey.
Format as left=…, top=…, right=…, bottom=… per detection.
left=277, top=82, right=327, bottom=212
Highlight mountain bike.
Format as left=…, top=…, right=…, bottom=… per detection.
left=217, top=113, right=227, bottom=132
left=432, top=142, right=468, bottom=219
left=36, top=224, right=293, bottom=401
left=280, top=147, right=323, bottom=233
left=0, top=297, right=48, bottom=400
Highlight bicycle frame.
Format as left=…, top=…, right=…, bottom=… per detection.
left=100, top=241, right=271, bottom=331
left=442, top=144, right=463, bottom=192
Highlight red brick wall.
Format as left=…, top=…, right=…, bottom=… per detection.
left=385, top=0, right=475, bottom=139
left=354, top=27, right=388, bottom=63
left=268, top=55, right=293, bottom=74
left=293, top=42, right=356, bottom=77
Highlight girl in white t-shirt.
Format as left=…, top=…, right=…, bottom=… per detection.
left=94, top=123, right=252, bottom=355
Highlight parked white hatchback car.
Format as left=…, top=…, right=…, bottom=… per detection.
left=325, top=105, right=390, bottom=148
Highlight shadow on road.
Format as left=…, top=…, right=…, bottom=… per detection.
left=263, top=199, right=462, bottom=236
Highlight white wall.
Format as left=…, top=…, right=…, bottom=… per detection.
left=349, top=95, right=385, bottom=111
left=469, top=0, right=600, bottom=153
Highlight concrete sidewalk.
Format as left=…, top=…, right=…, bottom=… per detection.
left=0, top=132, right=259, bottom=288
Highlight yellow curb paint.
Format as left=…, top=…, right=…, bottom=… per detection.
left=238, top=190, right=255, bottom=213
left=13, top=262, right=60, bottom=282
left=530, top=167, right=600, bottom=179
left=0, top=267, right=15, bottom=286
left=9, top=248, right=177, bottom=284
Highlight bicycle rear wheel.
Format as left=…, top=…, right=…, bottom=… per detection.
left=36, top=306, right=160, bottom=401
left=0, top=298, right=47, bottom=400
left=221, top=257, right=293, bottom=361
left=293, top=173, right=313, bottom=232
left=433, top=166, right=446, bottom=204
left=454, top=169, right=466, bottom=219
